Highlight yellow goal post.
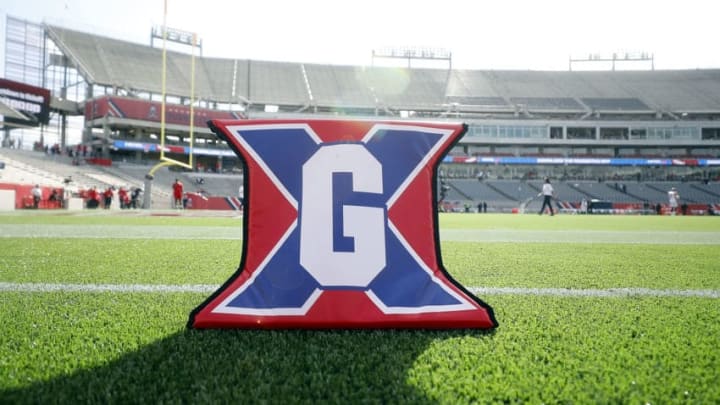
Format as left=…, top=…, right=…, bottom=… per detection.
left=151, top=0, right=196, bottom=176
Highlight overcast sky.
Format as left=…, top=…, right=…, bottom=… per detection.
left=1, top=0, right=719, bottom=73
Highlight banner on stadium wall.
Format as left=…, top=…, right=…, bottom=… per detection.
left=188, top=119, right=497, bottom=329
left=85, top=96, right=244, bottom=127
left=446, top=155, right=720, bottom=167
left=112, top=140, right=236, bottom=157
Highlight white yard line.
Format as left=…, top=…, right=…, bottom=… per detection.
left=1, top=282, right=718, bottom=298
left=0, top=225, right=243, bottom=240
left=0, top=282, right=217, bottom=293
left=468, top=286, right=720, bottom=298
left=2, top=224, right=720, bottom=244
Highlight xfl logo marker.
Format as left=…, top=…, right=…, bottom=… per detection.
left=188, top=120, right=497, bottom=329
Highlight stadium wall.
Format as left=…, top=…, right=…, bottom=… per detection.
left=0, top=183, right=64, bottom=209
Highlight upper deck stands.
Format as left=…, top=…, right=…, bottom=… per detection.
left=304, top=64, right=376, bottom=109
left=248, top=61, right=309, bottom=106
left=45, top=23, right=720, bottom=114
left=367, top=67, right=447, bottom=109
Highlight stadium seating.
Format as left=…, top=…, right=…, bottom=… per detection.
left=201, top=57, right=248, bottom=103
left=448, top=179, right=512, bottom=202
left=6, top=144, right=716, bottom=211
left=44, top=23, right=720, bottom=114
left=435, top=178, right=720, bottom=213
left=446, top=70, right=504, bottom=99
left=0, top=149, right=174, bottom=208
left=183, top=172, right=242, bottom=197
left=566, top=181, right=636, bottom=202
left=694, top=182, right=720, bottom=198
left=509, top=97, right=583, bottom=111
left=32, top=22, right=720, bottom=215
left=580, top=97, right=651, bottom=111
left=249, top=61, right=309, bottom=106
left=366, top=67, right=447, bottom=109
left=0, top=159, right=64, bottom=188
left=644, top=182, right=719, bottom=204
left=539, top=181, right=592, bottom=202
left=445, top=96, right=510, bottom=109
left=622, top=182, right=667, bottom=203
left=483, top=180, right=533, bottom=201
left=304, top=64, right=376, bottom=109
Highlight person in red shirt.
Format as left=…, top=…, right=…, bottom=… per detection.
left=103, top=187, right=114, bottom=209
left=172, top=179, right=184, bottom=209
left=87, top=186, right=99, bottom=209
left=118, top=187, right=129, bottom=209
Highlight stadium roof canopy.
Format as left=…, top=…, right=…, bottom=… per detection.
left=45, top=24, right=720, bottom=116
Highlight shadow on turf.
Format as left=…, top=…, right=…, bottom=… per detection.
left=2, top=328, right=494, bottom=403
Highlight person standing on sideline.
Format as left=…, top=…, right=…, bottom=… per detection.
left=538, top=178, right=555, bottom=216
left=130, top=187, right=142, bottom=209
left=86, top=186, right=99, bottom=209
left=103, top=186, right=114, bottom=209
left=31, top=184, right=42, bottom=209
left=668, top=187, right=680, bottom=216
left=238, top=185, right=244, bottom=209
left=172, top=179, right=184, bottom=209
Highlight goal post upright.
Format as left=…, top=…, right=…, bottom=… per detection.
left=145, top=0, right=197, bottom=208
left=158, top=0, right=194, bottom=171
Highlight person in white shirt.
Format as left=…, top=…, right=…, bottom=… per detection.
left=580, top=198, right=588, bottom=214
left=31, top=184, right=42, bottom=209
left=538, top=178, right=555, bottom=216
left=668, top=187, right=680, bottom=215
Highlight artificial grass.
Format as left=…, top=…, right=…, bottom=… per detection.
left=0, top=293, right=718, bottom=403
left=0, top=239, right=239, bottom=285
left=442, top=242, right=720, bottom=289
left=1, top=238, right=718, bottom=290
left=2, top=211, right=719, bottom=232
left=439, top=212, right=720, bottom=231
left=1, top=213, right=719, bottom=403
left=0, top=211, right=241, bottom=227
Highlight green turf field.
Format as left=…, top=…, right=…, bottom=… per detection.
left=1, top=212, right=719, bottom=403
